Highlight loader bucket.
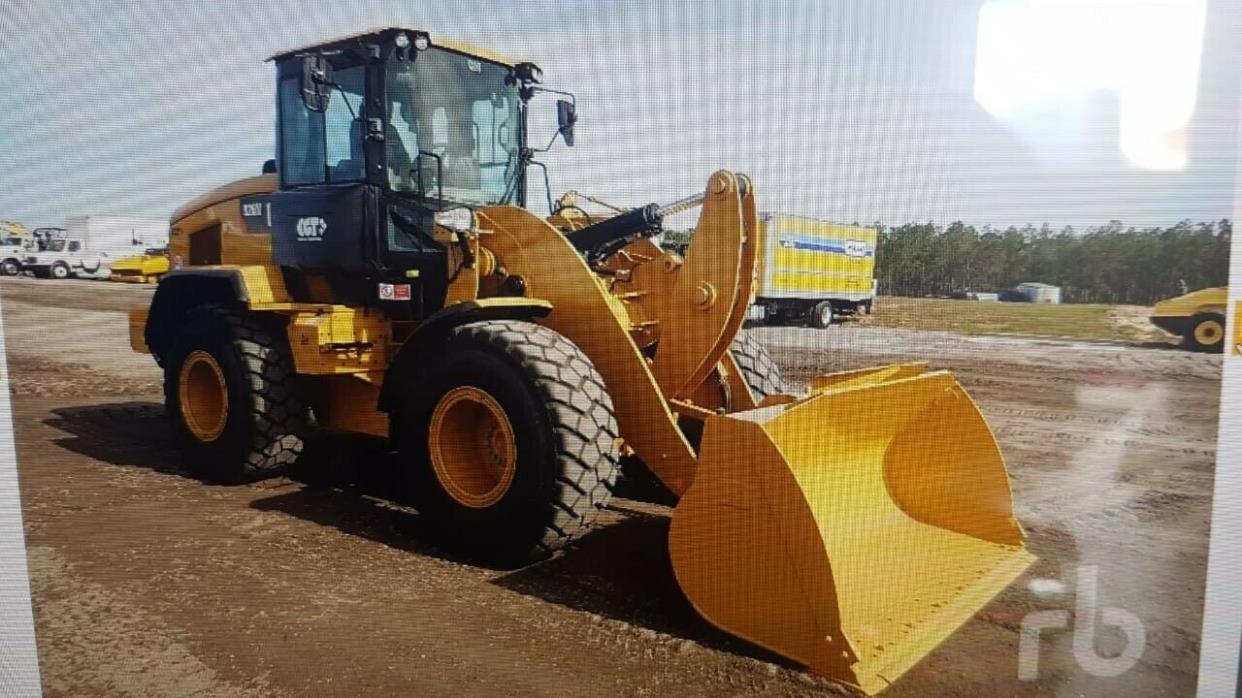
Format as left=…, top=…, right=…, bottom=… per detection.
left=668, top=366, right=1034, bottom=695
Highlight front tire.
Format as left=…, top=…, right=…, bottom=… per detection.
left=0, top=259, right=19, bottom=276
left=1185, top=312, right=1226, bottom=353
left=392, top=320, right=619, bottom=566
left=164, top=305, right=308, bottom=483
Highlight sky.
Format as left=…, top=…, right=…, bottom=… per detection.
left=0, top=0, right=1238, bottom=231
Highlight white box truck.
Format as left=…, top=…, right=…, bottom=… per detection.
left=25, top=216, right=167, bottom=280
left=751, top=213, right=879, bottom=328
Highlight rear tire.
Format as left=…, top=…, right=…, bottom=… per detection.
left=164, top=305, right=308, bottom=483
left=50, top=263, right=70, bottom=279
left=1185, top=312, right=1225, bottom=353
left=392, top=320, right=619, bottom=566
left=808, top=300, right=834, bottom=329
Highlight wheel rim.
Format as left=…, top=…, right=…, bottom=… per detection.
left=178, top=350, right=229, bottom=442
left=428, top=386, right=517, bottom=509
left=1194, top=319, right=1223, bottom=346
left=3, top=263, right=15, bottom=275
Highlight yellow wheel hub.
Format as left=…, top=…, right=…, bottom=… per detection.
left=178, top=350, right=229, bottom=442
left=1195, top=319, right=1223, bottom=346
left=428, top=386, right=518, bottom=509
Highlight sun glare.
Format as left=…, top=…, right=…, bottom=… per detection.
left=975, top=0, right=1205, bottom=170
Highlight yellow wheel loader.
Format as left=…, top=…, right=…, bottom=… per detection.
left=130, top=27, right=1033, bottom=695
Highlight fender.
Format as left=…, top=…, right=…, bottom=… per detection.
left=143, top=265, right=297, bottom=361
left=377, top=297, right=552, bottom=414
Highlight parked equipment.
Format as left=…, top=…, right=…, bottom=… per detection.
left=26, top=216, right=167, bottom=280
left=110, top=247, right=170, bottom=283
left=750, top=213, right=877, bottom=327
left=129, top=28, right=1032, bottom=695
left=0, top=220, right=32, bottom=240
left=1150, top=286, right=1228, bottom=352
left=0, top=233, right=33, bottom=276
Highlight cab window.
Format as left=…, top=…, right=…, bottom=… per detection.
left=278, top=61, right=366, bottom=186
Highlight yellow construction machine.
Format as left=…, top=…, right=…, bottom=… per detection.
left=110, top=247, right=171, bottom=283
left=130, top=28, right=1033, bottom=695
left=1150, top=286, right=1228, bottom=353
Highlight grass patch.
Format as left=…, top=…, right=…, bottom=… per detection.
left=867, top=297, right=1170, bottom=344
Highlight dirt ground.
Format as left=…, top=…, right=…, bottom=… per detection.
left=3, top=276, right=1222, bottom=697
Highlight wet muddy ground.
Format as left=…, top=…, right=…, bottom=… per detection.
left=3, top=277, right=1221, bottom=696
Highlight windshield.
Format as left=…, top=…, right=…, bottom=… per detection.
left=385, top=47, right=522, bottom=207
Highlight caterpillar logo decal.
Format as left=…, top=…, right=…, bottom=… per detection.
left=295, top=216, right=327, bottom=242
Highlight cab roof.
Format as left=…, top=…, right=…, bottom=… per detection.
left=267, top=26, right=524, bottom=67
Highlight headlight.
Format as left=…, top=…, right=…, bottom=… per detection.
left=412, top=33, right=430, bottom=51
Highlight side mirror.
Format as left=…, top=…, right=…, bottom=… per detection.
left=301, top=54, right=332, bottom=112
left=557, top=99, right=576, bottom=147
left=261, top=159, right=277, bottom=174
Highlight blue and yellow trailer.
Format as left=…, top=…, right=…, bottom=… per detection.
left=753, top=212, right=878, bottom=328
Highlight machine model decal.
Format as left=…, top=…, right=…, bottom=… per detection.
left=239, top=195, right=274, bottom=234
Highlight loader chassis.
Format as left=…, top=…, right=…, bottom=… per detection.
left=132, top=27, right=1034, bottom=695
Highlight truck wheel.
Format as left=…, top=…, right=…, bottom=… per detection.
left=164, top=305, right=308, bottom=483
left=1185, top=312, right=1226, bottom=353
left=808, top=300, right=834, bottom=329
left=0, top=259, right=19, bottom=276
left=50, top=263, right=70, bottom=279
left=392, top=320, right=619, bottom=566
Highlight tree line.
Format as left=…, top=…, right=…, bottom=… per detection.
left=869, top=219, right=1231, bottom=305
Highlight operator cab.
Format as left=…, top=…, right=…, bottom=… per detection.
left=264, top=27, right=565, bottom=317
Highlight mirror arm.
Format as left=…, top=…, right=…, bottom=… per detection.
left=529, top=85, right=576, bottom=107
left=527, top=159, right=554, bottom=214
